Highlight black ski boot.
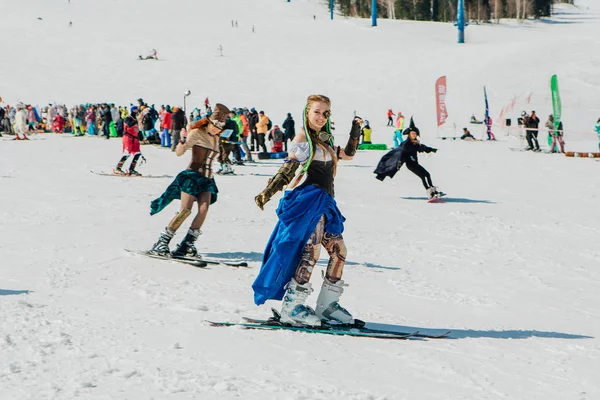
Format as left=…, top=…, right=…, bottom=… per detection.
left=172, top=228, right=201, bottom=259
left=148, top=228, right=175, bottom=257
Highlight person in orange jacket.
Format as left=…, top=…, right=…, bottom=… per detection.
left=238, top=109, right=253, bottom=161
left=256, top=110, right=270, bottom=153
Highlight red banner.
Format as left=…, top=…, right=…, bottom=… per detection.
left=435, top=76, right=448, bottom=126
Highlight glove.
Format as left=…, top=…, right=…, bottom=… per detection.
left=349, top=117, right=362, bottom=139
left=255, top=160, right=300, bottom=210
left=344, top=118, right=363, bottom=157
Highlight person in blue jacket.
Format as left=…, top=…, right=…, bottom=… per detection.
left=374, top=117, right=442, bottom=199
left=252, top=94, right=362, bottom=327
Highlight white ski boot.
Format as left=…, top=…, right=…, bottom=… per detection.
left=279, top=279, right=322, bottom=327
left=426, top=186, right=438, bottom=199
left=315, top=278, right=353, bottom=324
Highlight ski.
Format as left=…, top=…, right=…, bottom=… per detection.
left=171, top=254, right=249, bottom=267
left=428, top=192, right=447, bottom=203
left=91, top=170, right=172, bottom=179
left=207, top=320, right=418, bottom=340
left=242, top=308, right=451, bottom=339
left=125, top=249, right=207, bottom=267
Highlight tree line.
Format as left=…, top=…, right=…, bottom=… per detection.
left=333, top=0, right=575, bottom=23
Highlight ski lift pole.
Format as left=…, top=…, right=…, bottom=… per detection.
left=372, top=0, right=377, bottom=27
left=330, top=0, right=334, bottom=20
left=457, top=0, right=465, bottom=43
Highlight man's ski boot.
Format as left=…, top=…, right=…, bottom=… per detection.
left=171, top=228, right=201, bottom=259
left=279, top=279, right=322, bottom=327
left=148, top=228, right=174, bottom=257
left=128, top=169, right=141, bottom=176
left=315, top=278, right=353, bottom=324
left=113, top=167, right=126, bottom=175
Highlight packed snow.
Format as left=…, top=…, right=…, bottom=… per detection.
left=1, top=0, right=599, bottom=399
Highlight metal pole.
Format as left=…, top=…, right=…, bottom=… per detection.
left=372, top=0, right=377, bottom=27
left=183, top=90, right=191, bottom=115
left=457, top=0, right=465, bottom=43
left=330, top=0, right=334, bottom=20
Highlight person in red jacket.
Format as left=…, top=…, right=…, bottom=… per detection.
left=161, top=105, right=173, bottom=147
left=52, top=113, right=66, bottom=133
left=387, top=109, right=394, bottom=126
left=114, top=106, right=144, bottom=176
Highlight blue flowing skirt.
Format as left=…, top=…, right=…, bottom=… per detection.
left=150, top=170, right=218, bottom=215
left=252, top=184, right=345, bottom=305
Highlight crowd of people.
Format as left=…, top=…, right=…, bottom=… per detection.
left=0, top=99, right=300, bottom=156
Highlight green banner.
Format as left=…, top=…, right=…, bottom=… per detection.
left=550, top=75, right=562, bottom=133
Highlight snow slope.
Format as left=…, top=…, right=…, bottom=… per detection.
left=1, top=0, right=600, bottom=399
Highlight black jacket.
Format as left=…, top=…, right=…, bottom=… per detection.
left=142, top=113, right=154, bottom=131
left=100, top=107, right=112, bottom=123
left=223, top=118, right=239, bottom=142
left=172, top=109, right=186, bottom=130
left=282, top=116, right=295, bottom=138
left=374, top=140, right=435, bottom=181
left=248, top=111, right=259, bottom=132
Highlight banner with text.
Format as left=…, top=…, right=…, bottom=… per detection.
left=435, top=76, right=448, bottom=126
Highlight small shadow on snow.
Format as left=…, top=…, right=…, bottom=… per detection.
left=365, top=322, right=592, bottom=340
left=203, top=251, right=264, bottom=262
left=401, top=196, right=496, bottom=204
left=316, top=259, right=401, bottom=271
left=0, top=289, right=30, bottom=296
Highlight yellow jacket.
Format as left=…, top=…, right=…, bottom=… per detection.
left=256, top=115, right=270, bottom=134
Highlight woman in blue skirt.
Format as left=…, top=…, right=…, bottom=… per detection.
left=253, top=94, right=362, bottom=327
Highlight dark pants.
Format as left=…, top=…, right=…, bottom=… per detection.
left=258, top=133, right=267, bottom=153
left=250, top=130, right=258, bottom=151
left=526, top=130, right=539, bottom=150
left=171, top=129, right=181, bottom=151
left=405, top=160, right=433, bottom=189
left=102, top=121, right=111, bottom=138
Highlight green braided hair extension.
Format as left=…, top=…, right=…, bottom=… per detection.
left=301, top=105, right=334, bottom=173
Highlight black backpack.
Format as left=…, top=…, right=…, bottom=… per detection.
left=267, top=118, right=272, bottom=130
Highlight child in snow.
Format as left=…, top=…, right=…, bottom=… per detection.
left=374, top=117, right=442, bottom=199
left=461, top=127, right=475, bottom=141
left=361, top=120, right=372, bottom=144
left=268, top=125, right=284, bottom=152
left=393, top=112, right=404, bottom=147
left=114, top=106, right=144, bottom=176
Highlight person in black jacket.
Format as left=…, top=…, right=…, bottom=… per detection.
left=171, top=107, right=187, bottom=151
left=281, top=112, right=295, bottom=151
left=248, top=108, right=259, bottom=151
left=524, top=110, right=540, bottom=151
left=100, top=103, right=112, bottom=139
left=374, top=117, right=442, bottom=199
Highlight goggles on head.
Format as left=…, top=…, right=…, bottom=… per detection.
left=318, top=131, right=332, bottom=143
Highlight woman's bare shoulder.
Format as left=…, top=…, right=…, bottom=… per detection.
left=293, top=129, right=307, bottom=143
